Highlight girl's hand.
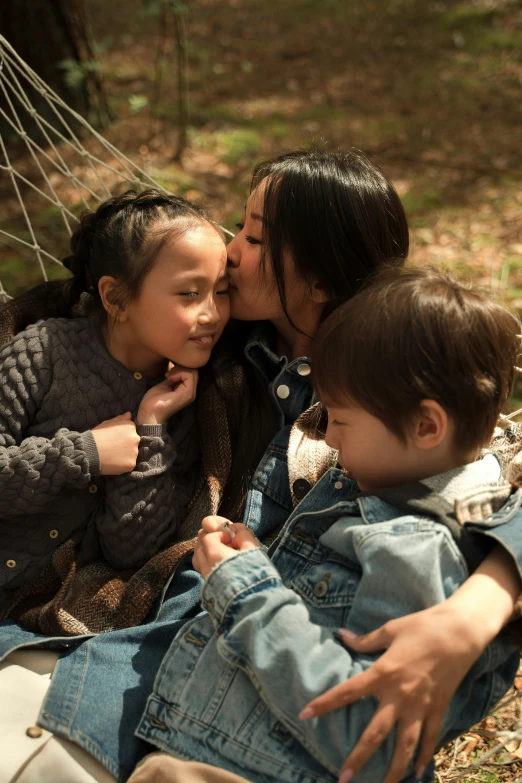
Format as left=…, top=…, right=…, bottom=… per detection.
left=91, top=412, right=140, bottom=475
left=193, top=516, right=260, bottom=578
left=137, top=366, right=198, bottom=426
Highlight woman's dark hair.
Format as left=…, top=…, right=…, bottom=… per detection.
left=251, top=148, right=409, bottom=329
left=220, top=149, right=410, bottom=517
left=62, top=188, right=220, bottom=321
left=312, top=267, right=521, bottom=455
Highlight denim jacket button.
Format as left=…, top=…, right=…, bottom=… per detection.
left=293, top=478, right=311, bottom=500
left=276, top=384, right=290, bottom=399
left=297, top=363, right=311, bottom=377
left=334, top=481, right=343, bottom=490
left=314, top=579, right=329, bottom=598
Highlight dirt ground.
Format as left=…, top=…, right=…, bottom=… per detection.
left=1, top=1, right=522, bottom=779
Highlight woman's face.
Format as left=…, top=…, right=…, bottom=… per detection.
left=227, top=182, right=313, bottom=324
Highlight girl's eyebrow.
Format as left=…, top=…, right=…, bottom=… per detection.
left=176, top=271, right=230, bottom=282
left=250, top=212, right=264, bottom=222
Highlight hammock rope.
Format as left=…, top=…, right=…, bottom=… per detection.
left=0, top=34, right=174, bottom=298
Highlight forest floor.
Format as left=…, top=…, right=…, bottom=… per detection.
left=1, top=1, right=522, bottom=778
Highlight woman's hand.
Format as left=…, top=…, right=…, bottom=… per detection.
left=137, top=365, right=198, bottom=426
left=299, top=545, right=521, bottom=783
left=91, top=412, right=140, bottom=475
left=193, top=516, right=261, bottom=578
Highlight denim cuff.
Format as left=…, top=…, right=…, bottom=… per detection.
left=201, top=547, right=282, bottom=625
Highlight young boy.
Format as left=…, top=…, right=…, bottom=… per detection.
left=134, top=268, right=522, bottom=783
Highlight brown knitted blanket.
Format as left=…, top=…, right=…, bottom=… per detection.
left=0, top=283, right=244, bottom=635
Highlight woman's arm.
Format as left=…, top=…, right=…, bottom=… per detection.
left=301, top=545, right=521, bottom=783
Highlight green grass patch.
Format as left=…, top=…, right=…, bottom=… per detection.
left=215, top=129, right=262, bottom=165
left=401, top=188, right=444, bottom=218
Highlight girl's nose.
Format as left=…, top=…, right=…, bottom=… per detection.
left=198, top=300, right=220, bottom=325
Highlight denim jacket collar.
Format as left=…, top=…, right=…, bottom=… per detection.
left=244, top=323, right=314, bottom=428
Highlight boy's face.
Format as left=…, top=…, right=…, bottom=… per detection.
left=323, top=400, right=416, bottom=492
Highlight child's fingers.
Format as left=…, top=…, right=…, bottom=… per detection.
left=201, top=515, right=233, bottom=533
left=230, top=527, right=260, bottom=551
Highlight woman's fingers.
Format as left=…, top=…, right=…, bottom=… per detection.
left=414, top=708, right=446, bottom=779
left=299, top=668, right=376, bottom=718
left=337, top=625, right=392, bottom=653
left=381, top=716, right=423, bottom=783
left=338, top=703, right=397, bottom=782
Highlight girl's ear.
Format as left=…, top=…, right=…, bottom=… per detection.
left=310, top=280, right=332, bottom=305
left=98, top=276, right=127, bottom=323
left=413, top=400, right=448, bottom=451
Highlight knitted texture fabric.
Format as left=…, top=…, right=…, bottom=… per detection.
left=0, top=283, right=245, bottom=633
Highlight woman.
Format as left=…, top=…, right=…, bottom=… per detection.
left=0, top=149, right=519, bottom=783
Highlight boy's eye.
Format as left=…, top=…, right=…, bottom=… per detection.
left=217, top=288, right=230, bottom=296
left=179, top=291, right=198, bottom=298
left=235, top=222, right=244, bottom=232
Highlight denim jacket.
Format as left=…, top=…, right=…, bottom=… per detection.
left=0, top=326, right=314, bottom=781
left=136, top=439, right=520, bottom=783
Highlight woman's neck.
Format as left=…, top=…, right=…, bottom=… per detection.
left=271, top=308, right=322, bottom=361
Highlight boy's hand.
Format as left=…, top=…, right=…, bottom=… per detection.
left=137, top=366, right=198, bottom=426
left=91, top=412, right=140, bottom=475
left=193, top=516, right=260, bottom=578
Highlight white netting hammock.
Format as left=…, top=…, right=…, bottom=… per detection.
left=0, top=33, right=182, bottom=302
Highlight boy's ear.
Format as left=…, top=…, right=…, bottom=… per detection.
left=413, top=400, right=448, bottom=450
left=98, top=276, right=127, bottom=323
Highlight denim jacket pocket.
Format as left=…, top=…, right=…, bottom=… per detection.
left=291, top=557, right=360, bottom=627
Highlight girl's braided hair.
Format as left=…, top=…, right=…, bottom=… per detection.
left=62, top=188, right=220, bottom=320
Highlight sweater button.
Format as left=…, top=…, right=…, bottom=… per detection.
left=49, top=529, right=59, bottom=539
left=89, top=484, right=98, bottom=494
left=6, top=559, right=16, bottom=569
left=292, top=478, right=311, bottom=501
left=276, top=384, right=290, bottom=399
left=134, top=371, right=143, bottom=380
left=26, top=726, right=43, bottom=739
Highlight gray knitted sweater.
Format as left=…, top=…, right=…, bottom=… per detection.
left=0, top=317, right=198, bottom=605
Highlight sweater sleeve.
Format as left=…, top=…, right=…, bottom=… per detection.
left=96, top=413, right=198, bottom=569
left=0, top=324, right=97, bottom=517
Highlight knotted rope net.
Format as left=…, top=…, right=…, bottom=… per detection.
left=0, top=33, right=173, bottom=302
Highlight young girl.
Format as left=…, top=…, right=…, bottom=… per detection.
left=135, top=267, right=521, bottom=783
left=0, top=188, right=229, bottom=612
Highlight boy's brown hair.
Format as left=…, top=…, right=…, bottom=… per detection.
left=312, top=267, right=521, bottom=455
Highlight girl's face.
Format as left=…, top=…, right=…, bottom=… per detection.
left=121, top=223, right=230, bottom=369
left=227, top=182, right=313, bottom=325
